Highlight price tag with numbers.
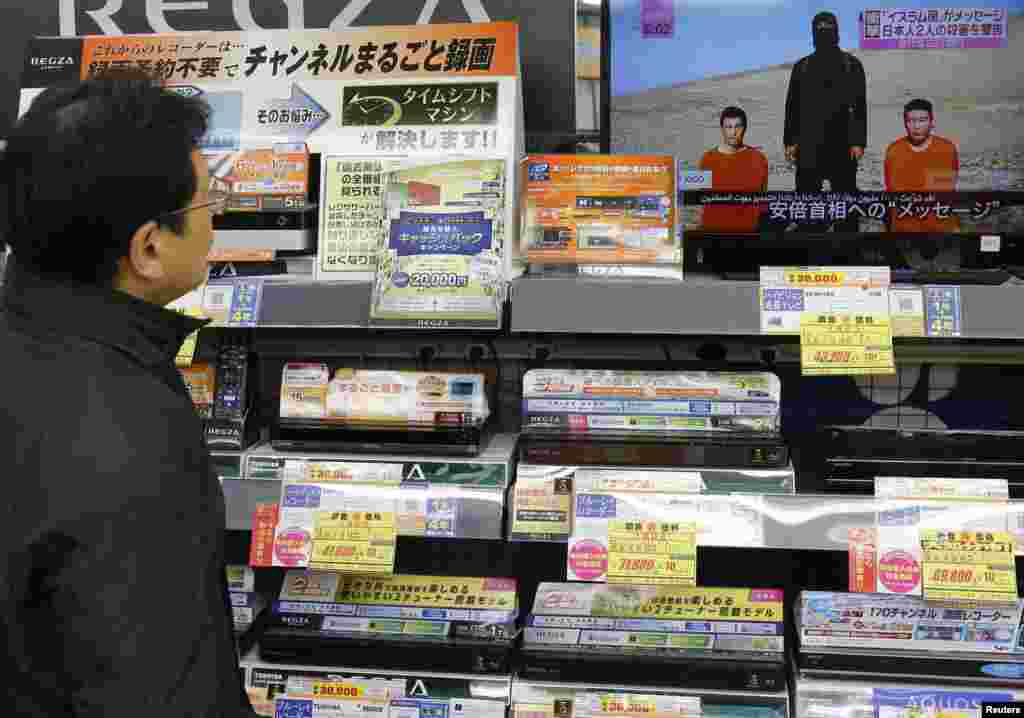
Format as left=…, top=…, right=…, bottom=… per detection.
left=920, top=529, right=1017, bottom=605
left=310, top=509, right=396, bottom=575
left=760, top=266, right=890, bottom=335
left=607, top=520, right=697, bottom=585
left=799, top=311, right=895, bottom=376
left=578, top=693, right=701, bottom=718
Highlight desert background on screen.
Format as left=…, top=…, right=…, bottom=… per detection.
left=611, top=0, right=1024, bottom=232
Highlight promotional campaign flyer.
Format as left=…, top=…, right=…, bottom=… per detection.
left=368, top=158, right=507, bottom=328
left=316, top=74, right=522, bottom=285
left=519, top=155, right=677, bottom=275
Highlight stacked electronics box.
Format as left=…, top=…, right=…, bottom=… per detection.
left=511, top=370, right=792, bottom=715
left=510, top=370, right=794, bottom=546
left=795, top=591, right=1024, bottom=713
left=252, top=364, right=517, bottom=544
left=244, top=365, right=520, bottom=716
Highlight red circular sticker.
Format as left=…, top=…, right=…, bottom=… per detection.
left=569, top=540, right=609, bottom=580
left=878, top=550, right=921, bottom=593
left=274, top=528, right=311, bottom=567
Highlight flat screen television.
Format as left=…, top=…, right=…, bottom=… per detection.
left=610, top=0, right=1024, bottom=244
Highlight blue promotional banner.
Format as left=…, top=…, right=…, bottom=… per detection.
left=389, top=214, right=493, bottom=257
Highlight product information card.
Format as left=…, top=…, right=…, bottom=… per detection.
left=760, top=266, right=894, bottom=376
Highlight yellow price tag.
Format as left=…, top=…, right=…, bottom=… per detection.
left=310, top=510, right=396, bottom=574
left=599, top=697, right=656, bottom=715
left=175, top=330, right=199, bottom=368
left=920, top=530, right=1017, bottom=605
left=312, top=682, right=365, bottom=699
left=785, top=270, right=846, bottom=286
left=168, top=292, right=207, bottom=368
left=607, top=520, right=697, bottom=586
left=799, top=312, right=894, bottom=376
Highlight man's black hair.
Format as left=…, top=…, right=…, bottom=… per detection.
left=903, top=98, right=934, bottom=117
left=720, top=106, right=748, bottom=128
left=2, top=67, right=210, bottom=285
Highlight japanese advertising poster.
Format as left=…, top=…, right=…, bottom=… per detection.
left=611, top=0, right=1024, bottom=234
left=369, top=158, right=507, bottom=329
left=520, top=155, right=677, bottom=276
left=317, top=76, right=518, bottom=283
left=20, top=24, right=520, bottom=153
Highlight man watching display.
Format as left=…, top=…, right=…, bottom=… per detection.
left=698, top=106, right=770, bottom=232
left=0, top=68, right=257, bottom=716
left=885, top=98, right=961, bottom=233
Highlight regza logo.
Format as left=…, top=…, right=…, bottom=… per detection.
left=30, top=56, right=74, bottom=67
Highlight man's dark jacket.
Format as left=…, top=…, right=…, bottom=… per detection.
left=783, top=50, right=868, bottom=168
left=0, top=262, right=255, bottom=717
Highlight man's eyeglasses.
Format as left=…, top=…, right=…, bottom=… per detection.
left=158, top=189, right=229, bottom=219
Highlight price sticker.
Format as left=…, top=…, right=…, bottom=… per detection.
left=311, top=682, right=366, bottom=699
left=784, top=270, right=846, bottom=286
left=167, top=286, right=208, bottom=367
left=920, top=529, right=1017, bottom=604
left=760, top=266, right=890, bottom=335
left=607, top=520, right=697, bottom=585
left=581, top=694, right=701, bottom=718
left=310, top=509, right=396, bottom=574
left=175, top=329, right=199, bottom=367
left=799, top=312, right=894, bottom=376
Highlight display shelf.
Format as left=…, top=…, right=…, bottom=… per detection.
left=255, top=278, right=506, bottom=330
left=507, top=489, right=1024, bottom=553
left=257, top=279, right=371, bottom=328
left=224, top=460, right=1024, bottom=550
left=508, top=276, right=1024, bottom=339
left=221, top=434, right=517, bottom=536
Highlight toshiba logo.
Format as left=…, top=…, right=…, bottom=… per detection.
left=31, top=56, right=74, bottom=66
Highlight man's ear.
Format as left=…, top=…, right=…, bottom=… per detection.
left=122, top=220, right=166, bottom=282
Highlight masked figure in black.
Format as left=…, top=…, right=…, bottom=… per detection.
left=783, top=11, right=867, bottom=231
